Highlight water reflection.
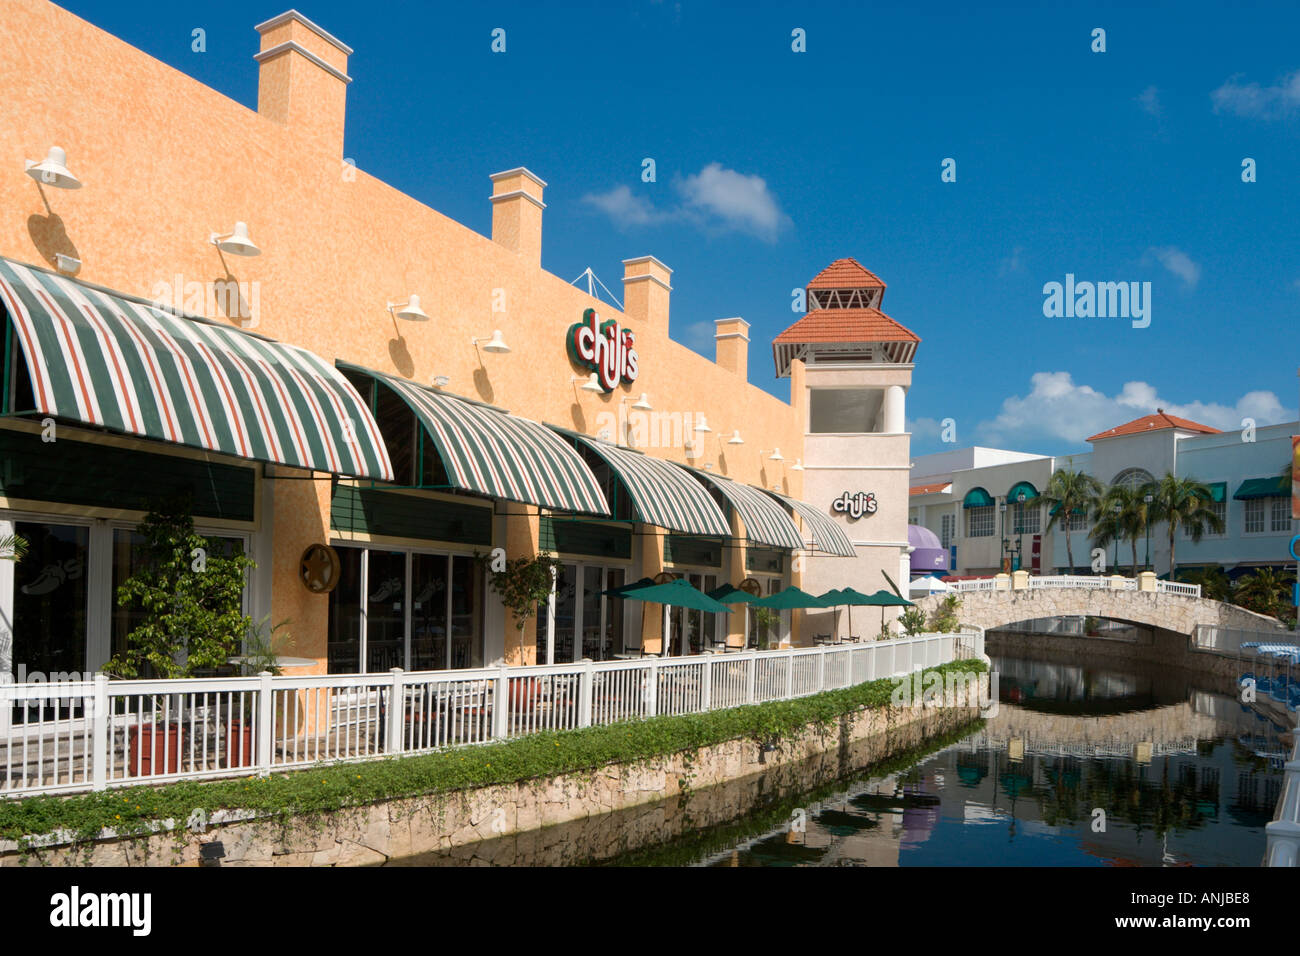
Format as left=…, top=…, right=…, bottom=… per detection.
left=393, top=655, right=1289, bottom=867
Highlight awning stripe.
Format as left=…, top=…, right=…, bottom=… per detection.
left=344, top=364, right=609, bottom=515
left=763, top=490, right=857, bottom=557
left=0, top=257, right=393, bottom=480
left=560, top=436, right=731, bottom=537
left=688, top=470, right=804, bottom=550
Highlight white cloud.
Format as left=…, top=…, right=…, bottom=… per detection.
left=1144, top=246, right=1201, bottom=288
left=676, top=163, right=789, bottom=241
left=580, top=185, right=668, bottom=226
left=974, top=371, right=1295, bottom=447
left=1211, top=69, right=1300, bottom=119
left=1136, top=85, right=1162, bottom=117
left=581, top=163, right=789, bottom=242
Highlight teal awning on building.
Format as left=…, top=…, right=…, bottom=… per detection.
left=1049, top=504, right=1087, bottom=516
left=1006, top=480, right=1038, bottom=503
left=962, top=487, right=994, bottom=509
left=1233, top=476, right=1290, bottom=500
left=1206, top=481, right=1227, bottom=503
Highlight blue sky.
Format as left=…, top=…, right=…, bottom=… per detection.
left=58, top=0, right=1300, bottom=456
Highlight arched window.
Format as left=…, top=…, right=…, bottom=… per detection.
left=1111, top=468, right=1154, bottom=490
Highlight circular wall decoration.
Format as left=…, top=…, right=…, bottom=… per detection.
left=739, top=577, right=762, bottom=597
left=300, top=544, right=341, bottom=594
left=653, top=571, right=676, bottom=585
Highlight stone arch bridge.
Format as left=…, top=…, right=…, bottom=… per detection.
left=912, top=574, right=1284, bottom=638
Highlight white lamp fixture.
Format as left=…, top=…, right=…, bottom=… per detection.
left=572, top=373, right=603, bottom=393
left=473, top=330, right=510, bottom=353
left=388, top=295, right=428, bottom=322
left=791, top=459, right=804, bottom=471
left=768, top=448, right=784, bottom=462
left=25, top=146, right=81, bottom=189
left=632, top=393, right=652, bottom=411
left=432, top=375, right=450, bottom=388
left=694, top=415, right=712, bottom=433
left=727, top=430, right=744, bottom=445
left=209, top=221, right=261, bottom=257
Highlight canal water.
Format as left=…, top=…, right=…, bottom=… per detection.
left=396, top=652, right=1289, bottom=867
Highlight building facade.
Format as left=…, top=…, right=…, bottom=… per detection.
left=909, top=411, right=1298, bottom=580
left=0, top=3, right=919, bottom=684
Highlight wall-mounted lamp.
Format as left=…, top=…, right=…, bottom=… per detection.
left=432, top=375, right=450, bottom=388
left=25, top=146, right=81, bottom=189
left=629, top=393, right=652, bottom=411
left=790, top=459, right=804, bottom=471
left=767, top=448, right=784, bottom=462
left=472, top=330, right=510, bottom=353
left=209, top=221, right=261, bottom=257
left=694, top=415, right=712, bottom=434
left=726, top=430, right=744, bottom=445
left=388, top=295, right=428, bottom=322
left=572, top=373, right=603, bottom=393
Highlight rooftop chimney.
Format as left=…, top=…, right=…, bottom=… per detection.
left=490, top=168, right=546, bottom=264
left=254, top=10, right=352, bottom=154
left=714, top=317, right=749, bottom=382
left=622, top=256, right=672, bottom=331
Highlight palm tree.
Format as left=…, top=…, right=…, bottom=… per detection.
left=1145, top=474, right=1225, bottom=577
left=1180, top=566, right=1231, bottom=602
left=1090, top=484, right=1148, bottom=575
left=1233, top=568, right=1295, bottom=622
left=0, top=533, right=27, bottom=562
left=1039, top=466, right=1103, bottom=572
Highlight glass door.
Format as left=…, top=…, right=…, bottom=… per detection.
left=5, top=521, right=89, bottom=723
left=410, top=553, right=448, bottom=671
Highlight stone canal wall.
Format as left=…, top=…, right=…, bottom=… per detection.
left=1, top=685, right=984, bottom=867
left=986, top=628, right=1249, bottom=682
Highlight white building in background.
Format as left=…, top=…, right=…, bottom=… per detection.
left=909, top=410, right=1298, bottom=581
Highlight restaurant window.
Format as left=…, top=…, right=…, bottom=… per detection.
left=538, top=562, right=627, bottom=663
left=327, top=545, right=482, bottom=673
left=940, top=513, right=955, bottom=549
left=1185, top=499, right=1226, bottom=538
left=967, top=506, right=994, bottom=538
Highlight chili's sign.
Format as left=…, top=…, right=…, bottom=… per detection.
left=567, top=308, right=639, bottom=391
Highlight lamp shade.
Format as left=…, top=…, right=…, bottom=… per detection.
left=26, top=146, right=81, bottom=189
left=394, top=295, right=428, bottom=321
left=214, top=221, right=260, bottom=257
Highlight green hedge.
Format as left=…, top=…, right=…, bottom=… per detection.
left=0, top=659, right=987, bottom=849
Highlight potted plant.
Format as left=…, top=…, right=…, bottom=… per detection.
left=478, top=551, right=562, bottom=713
left=106, top=497, right=255, bottom=776
left=1084, top=615, right=1101, bottom=637
left=899, top=607, right=928, bottom=637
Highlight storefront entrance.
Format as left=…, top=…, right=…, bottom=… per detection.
left=327, top=545, right=483, bottom=674
left=540, top=562, right=627, bottom=664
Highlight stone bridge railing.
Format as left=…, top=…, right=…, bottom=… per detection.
left=914, top=571, right=1284, bottom=637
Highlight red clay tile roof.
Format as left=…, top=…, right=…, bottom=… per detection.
left=1086, top=411, right=1221, bottom=442
left=910, top=482, right=952, bottom=496
left=807, top=257, right=886, bottom=290
left=774, top=307, right=920, bottom=345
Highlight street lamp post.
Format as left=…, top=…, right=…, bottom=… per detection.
left=1112, top=502, right=1121, bottom=572
left=999, top=499, right=1009, bottom=572
left=1016, top=491, right=1027, bottom=573
left=1143, top=493, right=1154, bottom=571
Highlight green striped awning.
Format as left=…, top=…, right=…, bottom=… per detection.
left=687, top=469, right=804, bottom=550
left=560, top=435, right=730, bottom=536
left=343, top=364, right=609, bottom=515
left=762, top=490, right=856, bottom=557
left=1233, top=476, right=1290, bottom=500
left=0, top=257, right=392, bottom=479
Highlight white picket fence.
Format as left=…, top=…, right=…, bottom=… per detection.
left=0, top=630, right=983, bottom=798
left=944, top=574, right=1199, bottom=598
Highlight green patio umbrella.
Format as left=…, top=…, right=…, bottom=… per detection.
left=866, top=588, right=915, bottom=635
left=707, top=583, right=759, bottom=605
left=748, top=586, right=827, bottom=609
left=817, top=587, right=876, bottom=640
left=617, top=578, right=732, bottom=656
left=600, top=576, right=655, bottom=597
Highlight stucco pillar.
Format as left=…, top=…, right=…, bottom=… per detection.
left=1011, top=569, right=1029, bottom=590
left=725, top=512, right=747, bottom=648
left=994, top=572, right=1010, bottom=591
left=1109, top=574, right=1127, bottom=590
left=1138, top=571, right=1157, bottom=592
left=881, top=385, right=906, bottom=434
left=638, top=527, right=667, bottom=654
left=500, top=511, right=542, bottom=665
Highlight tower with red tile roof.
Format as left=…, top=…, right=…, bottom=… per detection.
left=784, top=258, right=917, bottom=642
